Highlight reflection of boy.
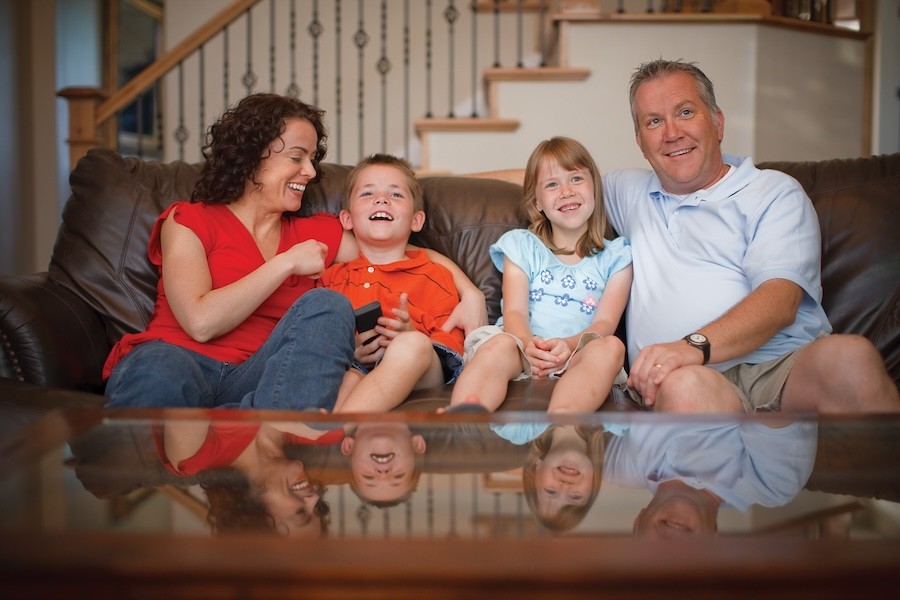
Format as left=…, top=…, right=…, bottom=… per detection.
left=341, top=422, right=426, bottom=506
left=320, top=154, right=464, bottom=412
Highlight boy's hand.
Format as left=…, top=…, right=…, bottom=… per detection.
left=379, top=292, right=414, bottom=336
left=355, top=331, right=385, bottom=364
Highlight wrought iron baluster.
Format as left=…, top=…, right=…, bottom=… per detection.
left=646, top=0, right=654, bottom=13
left=223, top=26, right=229, bottom=107
left=287, top=0, right=300, bottom=97
left=403, top=0, right=410, bottom=158
left=472, top=473, right=479, bottom=539
left=493, top=0, right=501, bottom=67
left=174, top=61, right=189, bottom=161
left=539, top=0, right=547, bottom=66
left=405, top=495, right=413, bottom=538
left=617, top=0, right=625, bottom=13
left=354, top=0, right=369, bottom=159
left=199, top=44, right=205, bottom=147
left=516, top=0, right=523, bottom=67
left=378, top=0, right=391, bottom=153
left=309, top=0, right=322, bottom=107
left=445, top=1, right=459, bottom=117
left=427, top=473, right=434, bottom=538
left=335, top=0, right=343, bottom=164
left=242, top=9, right=257, bottom=94
left=470, top=0, right=478, bottom=117
left=382, top=502, right=390, bottom=538
left=425, top=0, right=433, bottom=118
left=269, top=0, right=275, bottom=92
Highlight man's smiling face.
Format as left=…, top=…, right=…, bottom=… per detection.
left=633, top=71, right=726, bottom=196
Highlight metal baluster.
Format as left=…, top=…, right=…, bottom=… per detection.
left=516, top=0, right=523, bottom=67
left=174, top=61, right=189, bottom=161
left=493, top=0, right=500, bottom=67
left=357, top=504, right=370, bottom=538
left=242, top=9, right=257, bottom=94
left=405, top=496, right=413, bottom=538
left=425, top=0, right=433, bottom=117
left=223, top=26, right=229, bottom=107
left=269, top=0, right=275, bottom=92
left=378, top=0, right=391, bottom=152
left=427, top=473, right=434, bottom=538
left=338, top=484, right=346, bottom=538
left=445, top=1, right=459, bottom=117
left=310, top=0, right=322, bottom=106
left=673, top=0, right=683, bottom=12
left=383, top=503, right=390, bottom=538
left=539, top=0, right=547, bottom=66
left=470, top=0, right=478, bottom=117
left=646, top=0, right=654, bottom=13
left=286, top=0, right=300, bottom=97
left=199, top=44, right=205, bottom=147
left=617, top=0, right=625, bottom=13
left=354, top=0, right=369, bottom=160
left=472, top=473, right=479, bottom=539
left=335, top=0, right=343, bottom=164
left=403, top=0, right=410, bottom=158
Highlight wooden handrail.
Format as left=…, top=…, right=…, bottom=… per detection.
left=58, top=0, right=261, bottom=169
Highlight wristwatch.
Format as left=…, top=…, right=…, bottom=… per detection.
left=683, top=333, right=710, bottom=365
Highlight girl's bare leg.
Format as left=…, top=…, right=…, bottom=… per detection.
left=549, top=336, right=625, bottom=413
left=450, top=334, right=524, bottom=412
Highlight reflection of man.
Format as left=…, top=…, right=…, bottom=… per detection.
left=603, top=420, right=817, bottom=538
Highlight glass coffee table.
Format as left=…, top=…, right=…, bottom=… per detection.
left=1, top=407, right=898, bottom=597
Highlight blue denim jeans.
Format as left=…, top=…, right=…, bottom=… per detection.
left=104, top=288, right=355, bottom=411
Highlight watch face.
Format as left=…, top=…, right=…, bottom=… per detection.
left=689, top=333, right=708, bottom=345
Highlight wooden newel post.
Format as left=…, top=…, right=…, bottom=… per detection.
left=57, top=87, right=109, bottom=171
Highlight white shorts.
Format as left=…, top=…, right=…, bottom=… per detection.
left=463, top=325, right=628, bottom=385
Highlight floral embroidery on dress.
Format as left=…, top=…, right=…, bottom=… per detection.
left=555, top=293, right=571, bottom=307
left=561, top=274, right=576, bottom=290
left=583, top=277, right=598, bottom=291
left=580, top=296, right=597, bottom=315
left=540, top=269, right=553, bottom=284
left=530, top=288, right=545, bottom=302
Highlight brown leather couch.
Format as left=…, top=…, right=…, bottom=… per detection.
left=1, top=149, right=898, bottom=412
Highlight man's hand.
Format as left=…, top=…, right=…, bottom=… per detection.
left=627, top=340, right=705, bottom=407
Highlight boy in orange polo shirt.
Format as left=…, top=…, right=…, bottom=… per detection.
left=319, top=154, right=464, bottom=412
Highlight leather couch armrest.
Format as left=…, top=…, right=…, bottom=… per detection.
left=0, top=273, right=109, bottom=392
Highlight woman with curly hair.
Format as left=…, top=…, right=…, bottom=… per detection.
left=156, top=420, right=342, bottom=537
left=103, top=93, right=483, bottom=410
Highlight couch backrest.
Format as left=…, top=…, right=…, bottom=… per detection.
left=50, top=148, right=526, bottom=349
left=51, top=149, right=899, bottom=385
left=758, top=154, right=900, bottom=382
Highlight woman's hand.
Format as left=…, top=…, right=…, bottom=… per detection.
left=442, top=286, right=487, bottom=336
left=280, top=239, right=329, bottom=278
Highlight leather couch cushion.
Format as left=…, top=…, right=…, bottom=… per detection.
left=759, top=155, right=900, bottom=379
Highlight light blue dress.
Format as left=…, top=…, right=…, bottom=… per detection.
left=490, top=230, right=632, bottom=339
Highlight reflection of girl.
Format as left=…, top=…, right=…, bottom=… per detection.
left=154, top=421, right=344, bottom=537
left=496, top=423, right=605, bottom=532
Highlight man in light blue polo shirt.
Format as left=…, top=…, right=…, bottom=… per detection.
left=604, top=58, right=898, bottom=413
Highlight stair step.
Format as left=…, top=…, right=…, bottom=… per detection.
left=414, top=117, right=520, bottom=135
left=483, top=66, right=591, bottom=82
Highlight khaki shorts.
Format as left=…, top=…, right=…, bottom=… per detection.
left=630, top=335, right=825, bottom=413
left=723, top=345, right=804, bottom=413
left=463, top=325, right=628, bottom=386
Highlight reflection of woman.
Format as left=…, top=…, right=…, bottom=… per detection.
left=155, top=421, right=345, bottom=537
left=494, top=423, right=605, bottom=532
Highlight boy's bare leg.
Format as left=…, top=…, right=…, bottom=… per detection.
left=333, top=369, right=364, bottom=413
left=548, top=336, right=625, bottom=413
left=335, top=331, right=443, bottom=413
left=450, top=334, right=523, bottom=412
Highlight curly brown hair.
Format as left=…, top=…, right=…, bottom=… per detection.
left=191, top=93, right=328, bottom=204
